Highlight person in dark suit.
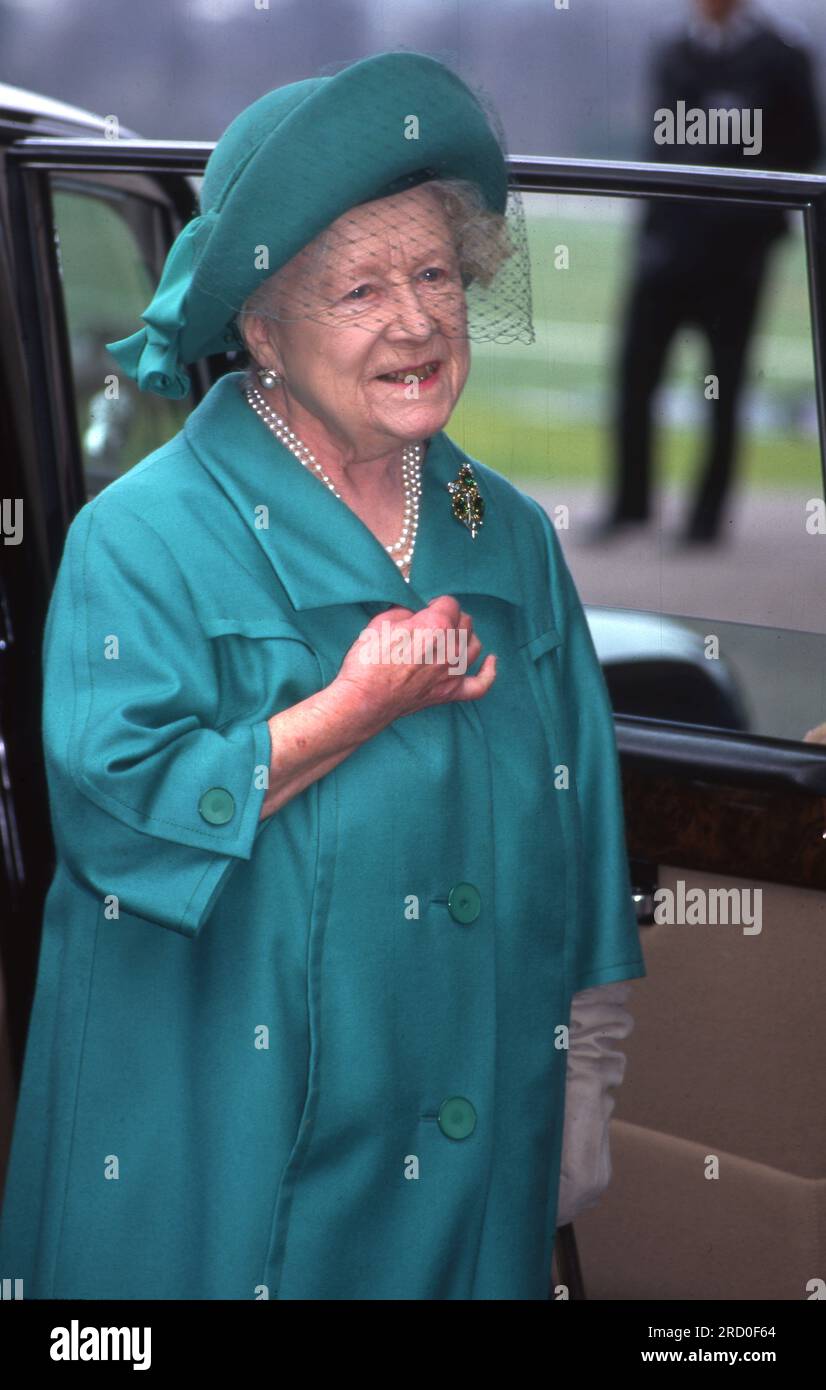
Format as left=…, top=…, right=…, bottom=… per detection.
left=589, top=0, right=823, bottom=547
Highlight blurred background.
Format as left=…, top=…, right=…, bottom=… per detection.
left=3, top=0, right=825, bottom=154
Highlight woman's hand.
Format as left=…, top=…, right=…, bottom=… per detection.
left=259, top=597, right=496, bottom=821
left=333, top=595, right=497, bottom=738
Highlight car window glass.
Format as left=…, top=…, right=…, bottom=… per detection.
left=50, top=180, right=191, bottom=497
left=453, top=190, right=823, bottom=744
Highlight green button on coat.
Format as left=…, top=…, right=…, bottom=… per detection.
left=198, top=787, right=235, bottom=825
left=447, top=882, right=481, bottom=924
left=438, top=1096, right=477, bottom=1140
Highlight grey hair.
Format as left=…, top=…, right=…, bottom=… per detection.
left=424, top=176, right=514, bottom=287
left=235, top=176, right=513, bottom=360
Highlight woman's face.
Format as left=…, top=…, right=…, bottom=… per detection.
left=252, top=184, right=471, bottom=458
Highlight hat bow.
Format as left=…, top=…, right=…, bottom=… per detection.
left=106, top=208, right=221, bottom=400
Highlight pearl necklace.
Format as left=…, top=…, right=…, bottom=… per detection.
left=244, top=382, right=423, bottom=579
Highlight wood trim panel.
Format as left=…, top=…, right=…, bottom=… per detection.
left=621, top=764, right=826, bottom=893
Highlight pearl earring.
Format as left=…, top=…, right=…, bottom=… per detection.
left=257, top=365, right=281, bottom=389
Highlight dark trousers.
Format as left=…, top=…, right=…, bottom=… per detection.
left=610, top=243, right=772, bottom=538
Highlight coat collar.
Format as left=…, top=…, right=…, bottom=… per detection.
left=184, top=371, right=524, bottom=612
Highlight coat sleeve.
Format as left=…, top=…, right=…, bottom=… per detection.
left=41, top=494, right=274, bottom=937
left=527, top=497, right=647, bottom=994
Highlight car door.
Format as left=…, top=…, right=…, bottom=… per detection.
left=471, top=157, right=826, bottom=1302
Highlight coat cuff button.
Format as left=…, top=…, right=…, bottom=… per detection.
left=198, top=787, right=235, bottom=825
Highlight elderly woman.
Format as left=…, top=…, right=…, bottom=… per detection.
left=0, top=51, right=645, bottom=1300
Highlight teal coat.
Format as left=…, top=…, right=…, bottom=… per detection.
left=0, top=371, right=645, bottom=1300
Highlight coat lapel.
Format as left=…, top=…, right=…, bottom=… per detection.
left=185, top=371, right=524, bottom=612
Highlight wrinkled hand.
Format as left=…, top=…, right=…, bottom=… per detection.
left=333, top=595, right=497, bottom=737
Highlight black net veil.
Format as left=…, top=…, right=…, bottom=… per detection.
left=192, top=54, right=535, bottom=359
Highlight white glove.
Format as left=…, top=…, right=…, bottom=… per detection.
left=555, top=981, right=635, bottom=1227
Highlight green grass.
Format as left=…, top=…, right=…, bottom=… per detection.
left=449, top=197, right=821, bottom=490
left=447, top=404, right=823, bottom=490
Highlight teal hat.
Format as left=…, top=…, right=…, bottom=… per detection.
left=106, top=51, right=512, bottom=400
